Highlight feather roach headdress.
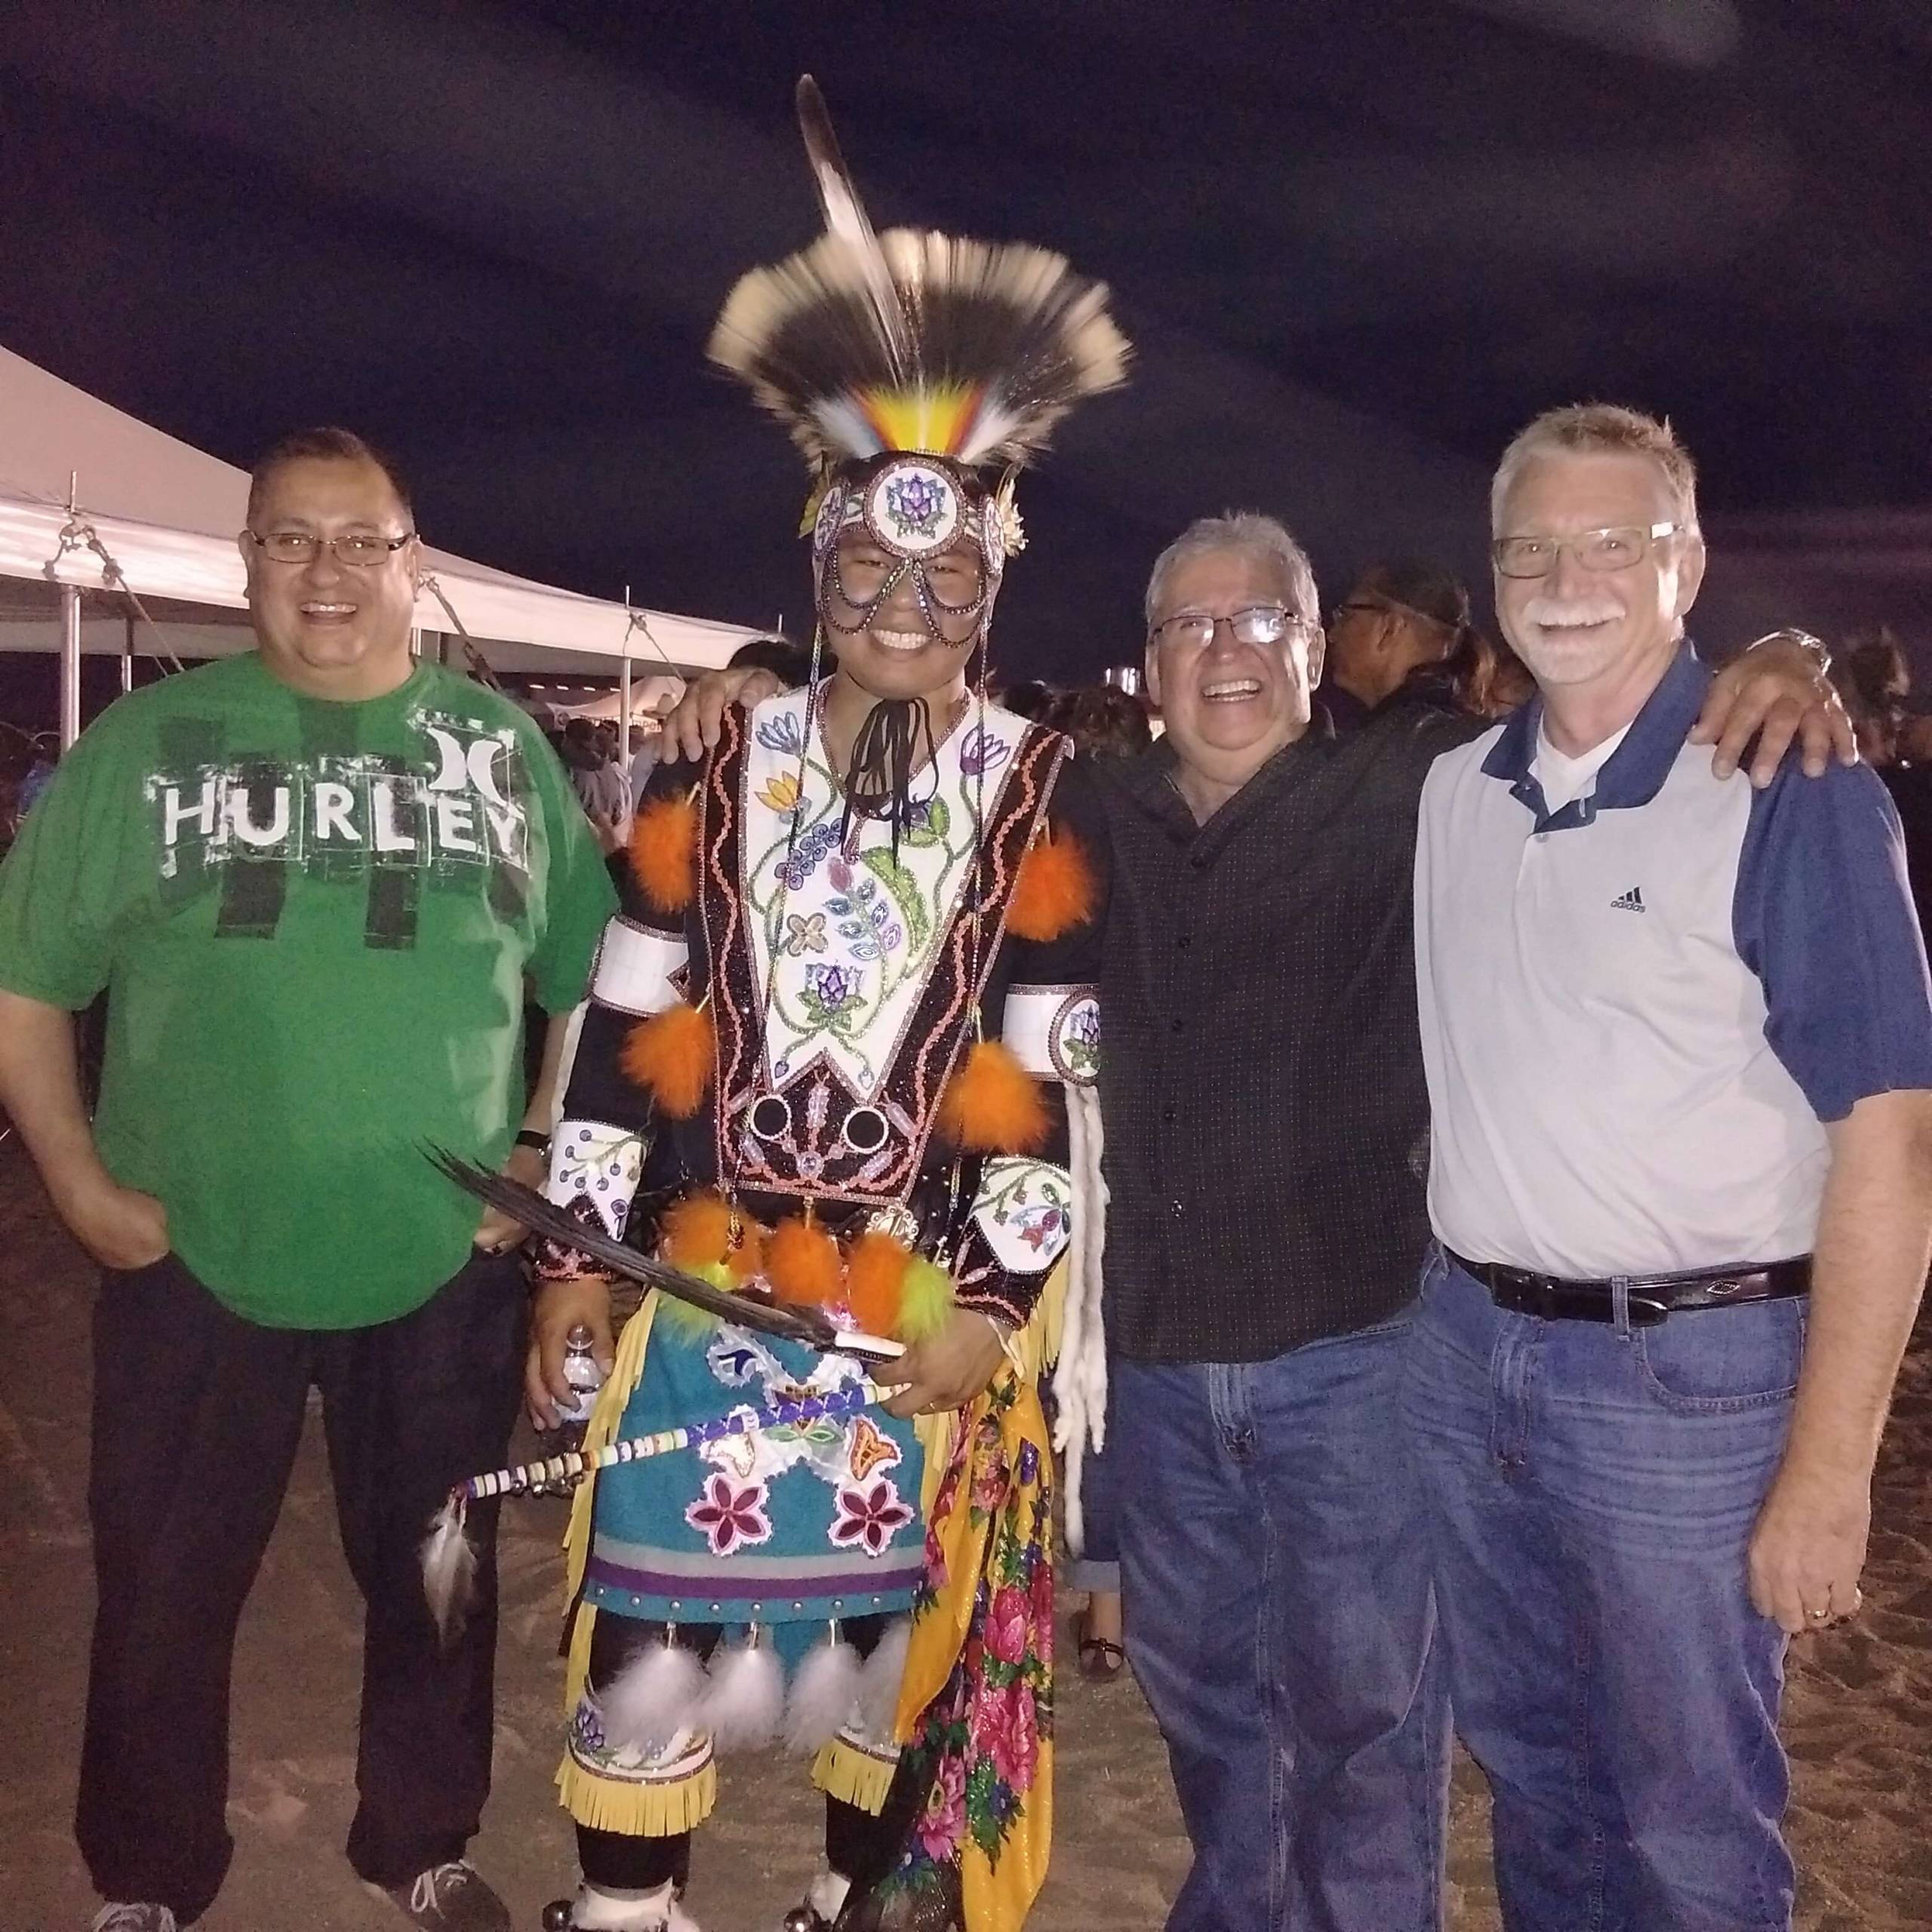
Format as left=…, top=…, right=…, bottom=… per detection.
left=708, top=77, right=1131, bottom=586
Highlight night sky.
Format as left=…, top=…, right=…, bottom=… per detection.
left=2, top=1, right=1928, bottom=679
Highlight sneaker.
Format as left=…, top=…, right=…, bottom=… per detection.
left=90, top=1909, right=180, bottom=1932
left=377, top=1861, right=512, bottom=1932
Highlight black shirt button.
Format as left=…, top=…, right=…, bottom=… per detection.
left=1189, top=854, right=1208, bottom=871
left=1161, top=1103, right=1177, bottom=1123
left=1170, top=1017, right=1184, bottom=1033
left=1169, top=1198, right=1185, bottom=1219
left=1176, top=934, right=1191, bottom=952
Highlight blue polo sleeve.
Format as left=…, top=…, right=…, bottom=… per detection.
left=1734, top=761, right=1932, bottom=1121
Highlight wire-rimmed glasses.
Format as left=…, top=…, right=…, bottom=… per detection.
left=1149, top=605, right=1318, bottom=651
left=245, top=529, right=416, bottom=568
left=1491, top=523, right=1684, bottom=579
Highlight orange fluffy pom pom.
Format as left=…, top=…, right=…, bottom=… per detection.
left=629, top=792, right=698, bottom=915
left=766, top=1215, right=844, bottom=1307
left=939, top=1039, right=1050, bottom=1153
left=1007, top=829, right=1096, bottom=942
left=661, top=1189, right=733, bottom=1270
left=844, top=1229, right=912, bottom=1337
left=663, top=1190, right=764, bottom=1280
left=620, top=1001, right=714, bottom=1118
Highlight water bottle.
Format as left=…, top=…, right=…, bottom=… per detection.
left=554, top=1323, right=606, bottom=1446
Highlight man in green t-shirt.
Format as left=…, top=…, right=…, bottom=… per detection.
left=0, top=429, right=617, bottom=1932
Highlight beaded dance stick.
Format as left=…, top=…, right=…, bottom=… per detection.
left=452, top=1380, right=890, bottom=1504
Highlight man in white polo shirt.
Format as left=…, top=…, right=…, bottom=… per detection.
left=1404, top=403, right=1932, bottom=1931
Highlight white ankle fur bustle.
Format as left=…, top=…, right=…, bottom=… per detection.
left=806, top=1869, right=852, bottom=1921
left=571, top=1877, right=701, bottom=1931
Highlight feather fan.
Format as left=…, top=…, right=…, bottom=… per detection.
left=423, top=1147, right=869, bottom=1356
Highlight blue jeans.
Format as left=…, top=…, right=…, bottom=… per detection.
left=1066, top=1395, right=1121, bottom=1595
left=1115, top=1317, right=1447, bottom=1932
left=1401, top=1251, right=1801, bottom=1932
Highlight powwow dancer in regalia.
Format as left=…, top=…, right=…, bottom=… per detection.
left=524, top=81, right=1127, bottom=1932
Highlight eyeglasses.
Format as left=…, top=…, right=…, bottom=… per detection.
left=1149, top=605, right=1317, bottom=651
left=1492, top=522, right=1684, bottom=580
left=246, top=529, right=416, bottom=568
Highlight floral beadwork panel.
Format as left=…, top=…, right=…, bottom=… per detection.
left=697, top=1327, right=919, bottom=1561
left=971, top=1156, right=1075, bottom=1274
left=741, top=692, right=1021, bottom=1100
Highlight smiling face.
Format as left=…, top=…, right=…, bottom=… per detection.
left=1144, top=544, right=1324, bottom=804
left=240, top=455, right=419, bottom=701
left=1493, top=449, right=1704, bottom=703
left=819, top=522, right=985, bottom=704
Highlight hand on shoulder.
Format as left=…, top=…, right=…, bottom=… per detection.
left=663, top=669, right=784, bottom=763
left=1691, top=633, right=1856, bottom=788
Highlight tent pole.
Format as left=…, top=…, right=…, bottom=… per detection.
left=619, top=582, right=635, bottom=771
left=121, top=608, right=135, bottom=694
left=59, top=584, right=82, bottom=749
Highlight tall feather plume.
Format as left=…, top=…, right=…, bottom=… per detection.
left=795, top=74, right=907, bottom=384
left=709, top=83, right=1130, bottom=472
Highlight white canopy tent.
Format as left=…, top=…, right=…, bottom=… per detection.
left=540, top=678, right=685, bottom=724
left=0, top=343, right=755, bottom=744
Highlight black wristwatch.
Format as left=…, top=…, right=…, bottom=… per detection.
left=514, top=1128, right=551, bottom=1155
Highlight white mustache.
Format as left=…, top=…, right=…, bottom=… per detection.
left=1523, top=596, right=1622, bottom=628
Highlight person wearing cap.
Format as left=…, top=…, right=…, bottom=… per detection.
left=1321, top=560, right=1484, bottom=731
left=1405, top=403, right=1932, bottom=1929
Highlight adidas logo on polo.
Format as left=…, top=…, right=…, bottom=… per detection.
left=1611, top=887, right=1646, bottom=912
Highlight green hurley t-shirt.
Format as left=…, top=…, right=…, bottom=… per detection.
left=0, top=651, right=617, bottom=1327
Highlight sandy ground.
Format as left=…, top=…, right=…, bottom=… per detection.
left=3, top=1139, right=1929, bottom=1931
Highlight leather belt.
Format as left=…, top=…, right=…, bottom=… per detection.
left=1444, top=1250, right=1810, bottom=1328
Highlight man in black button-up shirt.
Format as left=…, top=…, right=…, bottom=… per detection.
left=1097, top=513, right=1472, bottom=1932
left=1101, top=692, right=1469, bottom=1364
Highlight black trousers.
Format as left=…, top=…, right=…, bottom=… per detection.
left=75, top=1246, right=527, bottom=1921
left=576, top=1612, right=909, bottom=1900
